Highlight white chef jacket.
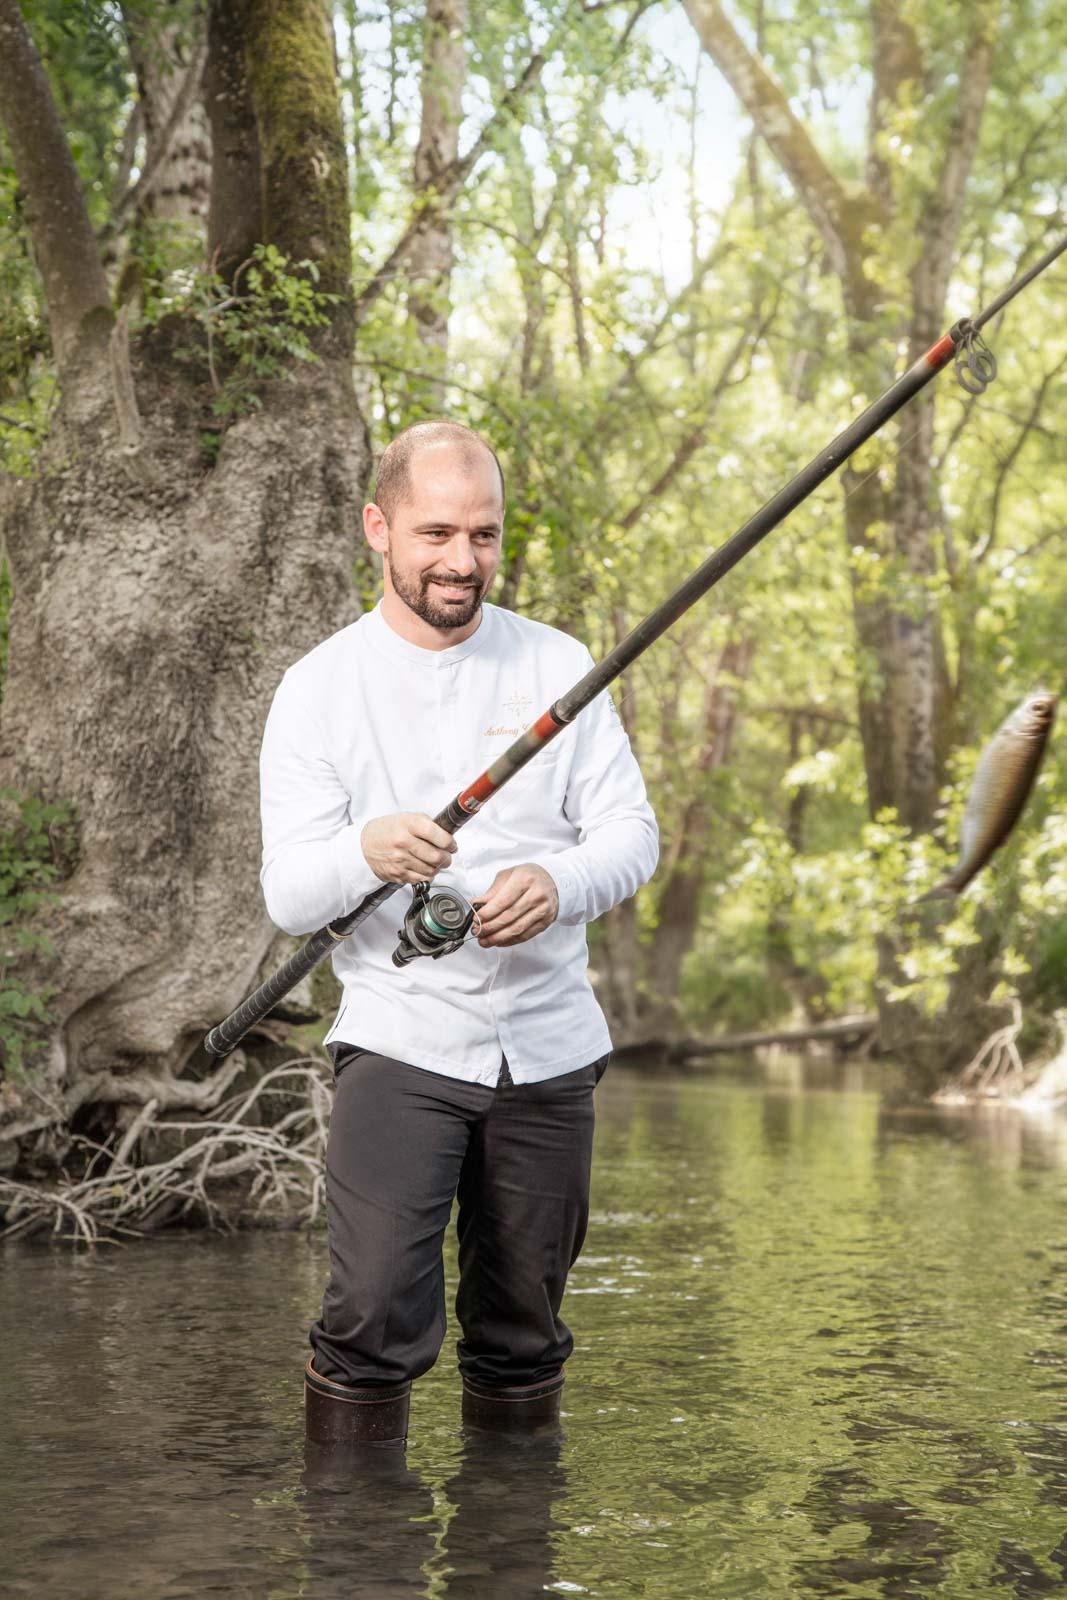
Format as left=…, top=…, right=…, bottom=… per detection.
left=259, top=601, right=658, bottom=1085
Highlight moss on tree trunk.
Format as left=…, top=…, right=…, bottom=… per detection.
left=238, top=0, right=355, bottom=355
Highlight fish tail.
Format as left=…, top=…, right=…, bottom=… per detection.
left=915, top=880, right=959, bottom=905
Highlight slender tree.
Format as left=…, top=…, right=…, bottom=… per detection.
left=407, top=0, right=468, bottom=394
left=119, top=1, right=211, bottom=230
left=640, top=634, right=754, bottom=1039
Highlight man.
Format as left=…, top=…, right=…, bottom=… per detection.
left=260, top=420, right=658, bottom=1446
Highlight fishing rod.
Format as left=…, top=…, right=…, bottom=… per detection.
left=204, top=232, right=1067, bottom=1060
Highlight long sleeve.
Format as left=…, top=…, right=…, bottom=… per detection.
left=530, top=666, right=659, bottom=927
left=259, top=670, right=384, bottom=936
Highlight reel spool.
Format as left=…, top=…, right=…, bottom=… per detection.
left=392, top=882, right=477, bottom=967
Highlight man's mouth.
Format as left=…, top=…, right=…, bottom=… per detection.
left=429, top=579, right=478, bottom=599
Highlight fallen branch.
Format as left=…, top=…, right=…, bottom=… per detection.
left=672, top=1015, right=878, bottom=1058
left=613, top=1014, right=878, bottom=1062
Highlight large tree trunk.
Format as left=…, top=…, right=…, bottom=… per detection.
left=0, top=0, right=368, bottom=1157
left=204, top=0, right=263, bottom=283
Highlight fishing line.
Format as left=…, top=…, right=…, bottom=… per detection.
left=974, top=233, right=1067, bottom=331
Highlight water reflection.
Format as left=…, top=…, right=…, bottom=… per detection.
left=798, top=1460, right=953, bottom=1595
left=5, top=1061, right=1067, bottom=1598
left=301, top=1443, right=435, bottom=1598
left=438, top=1428, right=565, bottom=1597
left=297, top=1426, right=565, bottom=1600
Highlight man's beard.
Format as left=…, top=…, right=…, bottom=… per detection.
left=387, top=551, right=484, bottom=630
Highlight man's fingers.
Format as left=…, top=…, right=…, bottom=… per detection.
left=475, top=880, right=531, bottom=929
left=409, top=815, right=457, bottom=854
left=360, top=812, right=459, bottom=885
left=408, top=845, right=451, bottom=876
left=410, top=840, right=450, bottom=866
left=477, top=886, right=540, bottom=937
left=399, top=855, right=448, bottom=883
left=474, top=864, right=558, bottom=945
left=479, top=905, right=547, bottom=947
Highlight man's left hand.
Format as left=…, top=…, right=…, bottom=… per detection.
left=474, top=864, right=559, bottom=948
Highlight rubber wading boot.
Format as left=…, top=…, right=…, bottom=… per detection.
left=305, top=1357, right=411, bottom=1446
left=461, top=1373, right=564, bottom=1434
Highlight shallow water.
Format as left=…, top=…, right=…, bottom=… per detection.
left=4, top=1060, right=1067, bottom=1598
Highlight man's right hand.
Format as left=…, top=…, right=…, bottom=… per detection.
left=360, top=813, right=458, bottom=885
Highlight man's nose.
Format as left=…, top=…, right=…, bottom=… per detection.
left=441, top=534, right=478, bottom=575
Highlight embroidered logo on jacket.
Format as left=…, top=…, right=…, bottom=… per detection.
left=484, top=691, right=533, bottom=738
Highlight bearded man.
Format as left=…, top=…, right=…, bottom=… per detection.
left=260, top=419, right=658, bottom=1446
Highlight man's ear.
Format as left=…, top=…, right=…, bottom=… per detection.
left=363, top=502, right=389, bottom=555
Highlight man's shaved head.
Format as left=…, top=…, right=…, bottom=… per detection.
left=372, top=420, right=505, bottom=524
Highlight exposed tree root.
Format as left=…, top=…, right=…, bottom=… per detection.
left=933, top=1001, right=1026, bottom=1103
left=1013, top=1011, right=1067, bottom=1107
left=0, top=1057, right=331, bottom=1244
left=1, top=1050, right=247, bottom=1149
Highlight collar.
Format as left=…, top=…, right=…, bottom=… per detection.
left=363, top=599, right=496, bottom=668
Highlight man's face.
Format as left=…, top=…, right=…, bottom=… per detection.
left=375, top=444, right=504, bottom=631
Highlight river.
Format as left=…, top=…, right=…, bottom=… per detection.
left=3, top=1059, right=1067, bottom=1598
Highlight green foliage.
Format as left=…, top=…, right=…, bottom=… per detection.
left=0, top=173, right=56, bottom=472
left=141, top=242, right=340, bottom=438
left=0, top=0, right=123, bottom=471
left=0, top=790, right=75, bottom=1082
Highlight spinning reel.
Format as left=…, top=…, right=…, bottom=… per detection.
left=391, top=882, right=479, bottom=967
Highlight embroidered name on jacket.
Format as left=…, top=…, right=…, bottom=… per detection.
left=484, top=690, right=533, bottom=737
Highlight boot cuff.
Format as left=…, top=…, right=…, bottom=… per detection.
left=305, top=1357, right=410, bottom=1404
left=305, top=1357, right=411, bottom=1445
left=461, top=1372, right=565, bottom=1431
left=462, top=1373, right=564, bottom=1404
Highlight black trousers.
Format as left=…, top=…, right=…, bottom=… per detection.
left=310, top=1046, right=607, bottom=1390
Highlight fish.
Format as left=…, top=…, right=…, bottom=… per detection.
left=925, top=689, right=1057, bottom=898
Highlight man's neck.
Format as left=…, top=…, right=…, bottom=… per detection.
left=379, top=587, right=485, bottom=652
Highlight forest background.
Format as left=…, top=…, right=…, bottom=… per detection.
left=1, top=0, right=1066, bottom=1210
